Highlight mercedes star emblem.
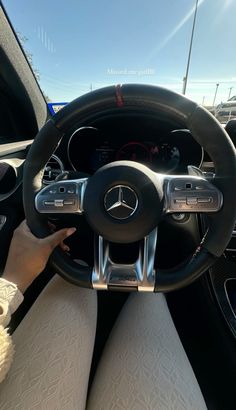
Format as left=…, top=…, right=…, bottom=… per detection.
left=104, top=185, right=138, bottom=220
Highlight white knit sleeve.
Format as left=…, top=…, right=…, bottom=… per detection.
left=0, top=278, right=24, bottom=328
left=0, top=325, right=15, bottom=383
left=0, top=278, right=24, bottom=383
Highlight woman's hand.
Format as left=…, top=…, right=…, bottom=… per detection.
left=2, top=220, right=76, bottom=293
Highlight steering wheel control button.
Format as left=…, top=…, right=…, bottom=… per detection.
left=55, top=199, right=64, bottom=207
left=166, top=177, right=223, bottom=213
left=35, top=179, right=87, bottom=214
left=174, top=198, right=186, bottom=204
left=49, top=188, right=57, bottom=194
left=44, top=201, right=54, bottom=205
left=187, top=197, right=197, bottom=205
left=197, top=197, right=212, bottom=203
left=104, top=185, right=138, bottom=220
left=196, top=185, right=204, bottom=190
left=64, top=200, right=75, bottom=205
left=66, top=185, right=76, bottom=194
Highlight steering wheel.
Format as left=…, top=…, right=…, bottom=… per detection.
left=23, top=84, right=236, bottom=292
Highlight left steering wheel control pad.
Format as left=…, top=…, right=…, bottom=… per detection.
left=83, top=161, right=164, bottom=243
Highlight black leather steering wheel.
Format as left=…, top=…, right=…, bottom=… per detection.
left=23, top=84, right=236, bottom=292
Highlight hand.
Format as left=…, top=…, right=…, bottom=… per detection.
left=2, top=220, right=76, bottom=293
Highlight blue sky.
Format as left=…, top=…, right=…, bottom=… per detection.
left=3, top=0, right=236, bottom=105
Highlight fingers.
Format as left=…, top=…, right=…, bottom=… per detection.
left=48, top=221, right=56, bottom=232
left=43, top=227, right=77, bottom=250
left=60, top=242, right=70, bottom=252
left=16, top=220, right=76, bottom=252
left=48, top=222, right=72, bottom=252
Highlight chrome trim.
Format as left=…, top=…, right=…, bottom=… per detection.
left=67, top=127, right=98, bottom=171
left=0, top=159, right=24, bottom=202
left=104, top=185, right=138, bottom=220
left=137, top=228, right=157, bottom=292
left=43, top=154, right=64, bottom=185
left=35, top=178, right=88, bottom=214
left=0, top=215, right=6, bottom=231
left=224, top=278, right=236, bottom=320
left=92, top=235, right=109, bottom=290
left=199, top=146, right=204, bottom=170
left=92, top=228, right=157, bottom=292
left=158, top=174, right=223, bottom=214
left=201, top=161, right=214, bottom=169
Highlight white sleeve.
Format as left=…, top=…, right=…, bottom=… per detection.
left=0, top=278, right=24, bottom=383
left=0, top=325, right=15, bottom=383
left=0, top=278, right=24, bottom=328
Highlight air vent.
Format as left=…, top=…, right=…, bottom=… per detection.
left=43, top=155, right=64, bottom=184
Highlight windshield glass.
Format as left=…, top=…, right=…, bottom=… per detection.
left=2, top=0, right=236, bottom=123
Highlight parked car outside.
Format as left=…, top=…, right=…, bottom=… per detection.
left=215, top=95, right=236, bottom=123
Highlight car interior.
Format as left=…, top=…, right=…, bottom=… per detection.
left=0, top=3, right=236, bottom=410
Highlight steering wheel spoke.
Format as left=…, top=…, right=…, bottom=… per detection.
left=35, top=178, right=88, bottom=214
left=161, top=174, right=223, bottom=214
left=92, top=228, right=158, bottom=292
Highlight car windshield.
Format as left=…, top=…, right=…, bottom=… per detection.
left=2, top=0, right=236, bottom=123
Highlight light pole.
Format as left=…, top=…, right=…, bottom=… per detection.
left=202, top=96, right=205, bottom=106
left=182, top=0, right=199, bottom=95
left=213, top=83, right=219, bottom=106
left=228, top=86, right=233, bottom=100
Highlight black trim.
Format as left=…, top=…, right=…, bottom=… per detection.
left=155, top=247, right=217, bottom=292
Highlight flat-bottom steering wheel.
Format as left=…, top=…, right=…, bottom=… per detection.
left=23, top=84, right=236, bottom=292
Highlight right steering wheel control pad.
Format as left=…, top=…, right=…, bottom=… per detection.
left=165, top=177, right=223, bottom=213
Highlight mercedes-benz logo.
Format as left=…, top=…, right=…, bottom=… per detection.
left=104, top=185, right=138, bottom=220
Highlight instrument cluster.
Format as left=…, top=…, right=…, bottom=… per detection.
left=67, top=126, right=203, bottom=175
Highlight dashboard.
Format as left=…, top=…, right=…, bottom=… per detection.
left=45, top=114, right=205, bottom=182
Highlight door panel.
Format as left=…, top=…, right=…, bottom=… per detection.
left=0, top=144, right=31, bottom=272
left=0, top=4, right=48, bottom=273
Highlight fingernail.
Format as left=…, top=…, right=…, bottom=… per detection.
left=66, top=227, right=76, bottom=237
